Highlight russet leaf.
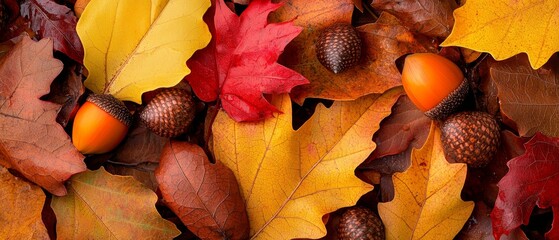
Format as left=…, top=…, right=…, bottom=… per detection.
left=271, top=8, right=435, bottom=104
left=156, top=141, right=249, bottom=240
left=0, top=36, right=86, bottom=196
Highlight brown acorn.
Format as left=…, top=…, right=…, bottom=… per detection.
left=316, top=23, right=362, bottom=74
left=140, top=88, right=196, bottom=138
left=338, top=206, right=385, bottom=240
left=440, top=111, right=500, bottom=168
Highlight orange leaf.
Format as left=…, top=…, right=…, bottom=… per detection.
left=271, top=7, right=434, bottom=103
left=51, top=168, right=180, bottom=239
left=0, top=166, right=48, bottom=239
left=212, top=88, right=403, bottom=239
left=0, top=36, right=86, bottom=196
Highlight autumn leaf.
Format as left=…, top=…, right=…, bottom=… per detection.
left=371, top=0, right=457, bottom=38
left=491, top=55, right=559, bottom=137
left=212, top=88, right=403, bottom=239
left=156, top=141, right=249, bottom=240
left=441, top=0, right=559, bottom=69
left=0, top=36, right=86, bottom=196
left=185, top=0, right=308, bottom=122
left=21, top=0, right=84, bottom=63
left=378, top=122, right=474, bottom=240
left=0, top=166, right=48, bottom=239
left=112, top=121, right=167, bottom=165
left=491, top=133, right=559, bottom=239
left=369, top=95, right=431, bottom=160
left=271, top=6, right=435, bottom=104
left=51, top=167, right=180, bottom=239
left=42, top=64, right=84, bottom=127
left=457, top=202, right=528, bottom=240
left=77, top=0, right=211, bottom=103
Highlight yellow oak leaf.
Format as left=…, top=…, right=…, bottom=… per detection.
left=212, top=88, right=403, bottom=239
left=77, top=0, right=211, bottom=103
left=51, top=167, right=180, bottom=239
left=441, top=0, right=559, bottom=69
left=378, top=122, right=474, bottom=240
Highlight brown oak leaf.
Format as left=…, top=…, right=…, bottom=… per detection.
left=272, top=8, right=435, bottom=103
left=156, top=141, right=249, bottom=240
left=0, top=36, right=86, bottom=196
left=369, top=95, right=431, bottom=160
left=491, top=55, right=559, bottom=137
left=372, top=0, right=457, bottom=38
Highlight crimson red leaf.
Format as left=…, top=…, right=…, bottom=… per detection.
left=156, top=141, right=249, bottom=239
left=0, top=37, right=86, bottom=196
left=21, top=0, right=84, bottom=63
left=185, top=0, right=308, bottom=122
left=491, top=133, right=559, bottom=239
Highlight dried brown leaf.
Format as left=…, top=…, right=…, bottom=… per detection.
left=156, top=141, right=249, bottom=240
left=0, top=36, right=85, bottom=196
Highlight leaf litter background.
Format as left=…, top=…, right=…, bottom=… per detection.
left=1, top=0, right=559, bottom=239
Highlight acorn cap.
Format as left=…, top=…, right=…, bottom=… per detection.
left=338, top=206, right=385, bottom=240
left=86, top=94, right=132, bottom=127
left=140, top=88, right=196, bottom=138
left=440, top=111, right=500, bottom=168
left=425, top=78, right=469, bottom=120
left=316, top=23, right=362, bottom=74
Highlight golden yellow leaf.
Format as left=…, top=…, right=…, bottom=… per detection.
left=77, top=0, right=211, bottom=103
left=441, top=0, right=559, bottom=69
left=51, top=167, right=180, bottom=239
left=212, top=88, right=403, bottom=239
left=378, top=122, right=474, bottom=240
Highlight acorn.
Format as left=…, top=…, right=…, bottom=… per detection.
left=402, top=53, right=469, bottom=120
left=338, top=206, right=385, bottom=240
left=140, top=88, right=196, bottom=138
left=72, top=94, right=132, bottom=154
left=316, top=23, right=362, bottom=74
left=440, top=111, right=500, bottom=168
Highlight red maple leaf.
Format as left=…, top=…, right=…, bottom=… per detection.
left=491, top=133, right=559, bottom=239
left=185, top=0, right=308, bottom=122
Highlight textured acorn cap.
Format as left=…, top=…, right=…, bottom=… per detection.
left=440, top=111, right=500, bottom=168
left=425, top=78, right=469, bottom=120
left=338, top=206, right=385, bottom=240
left=87, top=94, right=132, bottom=127
left=140, top=88, right=196, bottom=138
left=316, top=23, right=362, bottom=74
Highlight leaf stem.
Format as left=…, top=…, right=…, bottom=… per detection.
left=362, top=1, right=379, bottom=21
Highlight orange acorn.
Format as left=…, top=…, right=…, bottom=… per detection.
left=401, top=53, right=468, bottom=120
left=72, top=94, right=132, bottom=154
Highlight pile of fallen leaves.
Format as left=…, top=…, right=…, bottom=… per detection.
left=1, top=0, right=558, bottom=239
